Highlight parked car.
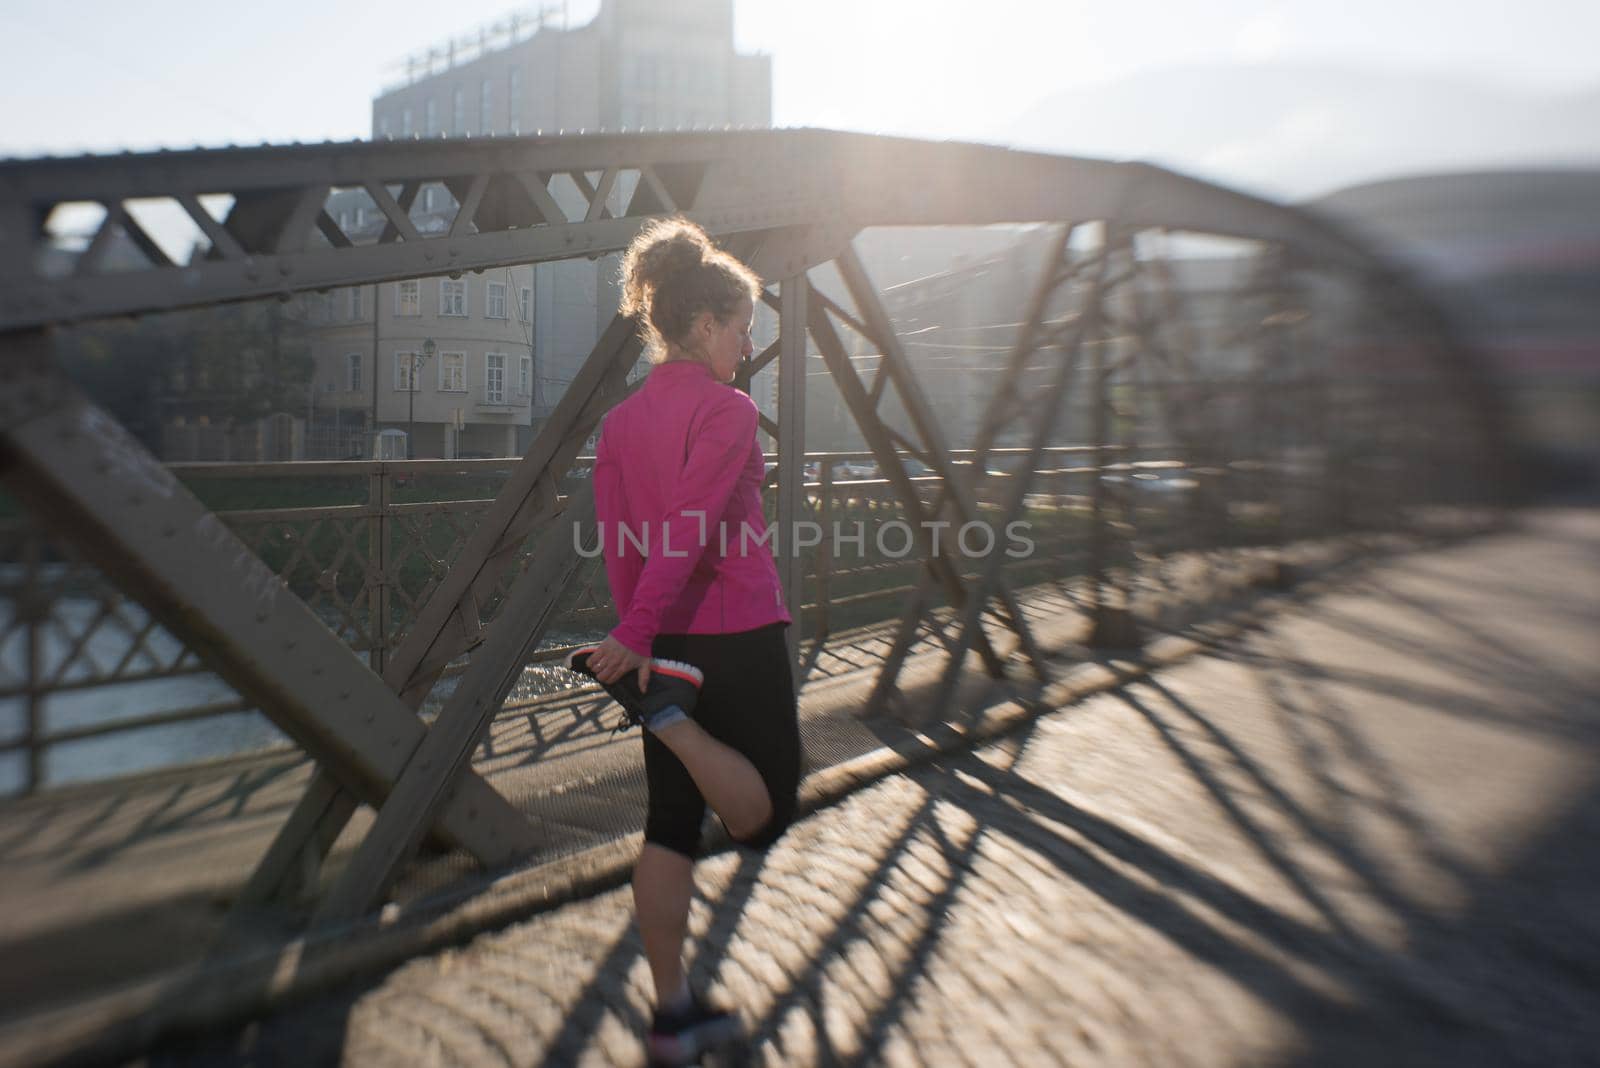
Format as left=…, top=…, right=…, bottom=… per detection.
left=1100, top=473, right=1197, bottom=496
left=833, top=460, right=878, bottom=480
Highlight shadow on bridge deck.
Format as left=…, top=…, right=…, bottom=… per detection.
left=0, top=567, right=1152, bottom=1026
left=112, top=507, right=1599, bottom=1068
left=5, top=515, right=1595, bottom=1066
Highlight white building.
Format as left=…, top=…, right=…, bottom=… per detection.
left=352, top=0, right=776, bottom=454
left=303, top=253, right=538, bottom=459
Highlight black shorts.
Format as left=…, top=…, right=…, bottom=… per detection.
left=644, top=622, right=802, bottom=857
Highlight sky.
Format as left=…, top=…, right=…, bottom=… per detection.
left=2, top=0, right=1594, bottom=182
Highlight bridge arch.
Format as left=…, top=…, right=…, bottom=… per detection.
left=0, top=129, right=1505, bottom=926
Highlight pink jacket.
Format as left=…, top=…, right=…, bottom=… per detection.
left=595, top=359, right=791, bottom=656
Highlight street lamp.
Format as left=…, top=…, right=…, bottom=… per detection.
left=408, top=338, right=435, bottom=459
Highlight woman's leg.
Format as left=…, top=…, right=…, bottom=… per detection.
left=649, top=719, right=771, bottom=840
left=634, top=842, right=695, bottom=1004
left=680, top=624, right=801, bottom=849
left=634, top=625, right=800, bottom=1027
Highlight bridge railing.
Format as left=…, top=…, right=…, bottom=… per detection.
left=0, top=132, right=1514, bottom=937
left=0, top=422, right=1475, bottom=800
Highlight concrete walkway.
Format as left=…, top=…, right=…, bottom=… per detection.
left=156, top=512, right=1600, bottom=1067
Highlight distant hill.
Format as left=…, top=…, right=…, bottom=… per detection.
left=1002, top=64, right=1600, bottom=201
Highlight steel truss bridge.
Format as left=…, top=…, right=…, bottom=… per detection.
left=0, top=128, right=1504, bottom=947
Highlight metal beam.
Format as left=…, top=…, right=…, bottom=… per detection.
left=447, top=174, right=491, bottom=239
left=775, top=275, right=809, bottom=671
left=364, top=180, right=421, bottom=244
left=315, top=483, right=602, bottom=922
left=0, top=333, right=539, bottom=870
left=804, top=297, right=1009, bottom=715
left=0, top=130, right=1420, bottom=334
left=240, top=313, right=642, bottom=907
left=833, top=245, right=1048, bottom=693
left=176, top=192, right=245, bottom=261
left=925, top=228, right=1116, bottom=719
left=387, top=313, right=641, bottom=705
left=513, top=171, right=570, bottom=227
left=307, top=225, right=849, bottom=915
left=239, top=224, right=852, bottom=913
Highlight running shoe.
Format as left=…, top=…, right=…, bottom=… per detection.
left=566, top=646, right=703, bottom=733
left=646, top=992, right=743, bottom=1066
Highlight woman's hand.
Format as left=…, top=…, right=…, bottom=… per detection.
left=585, top=634, right=652, bottom=690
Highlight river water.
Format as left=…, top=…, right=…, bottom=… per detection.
left=0, top=589, right=604, bottom=796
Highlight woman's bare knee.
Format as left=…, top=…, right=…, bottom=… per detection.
left=724, top=793, right=772, bottom=841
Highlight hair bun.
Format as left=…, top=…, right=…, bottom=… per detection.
left=619, top=219, right=711, bottom=319
left=633, top=227, right=709, bottom=289
left=618, top=217, right=760, bottom=361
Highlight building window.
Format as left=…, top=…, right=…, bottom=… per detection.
left=508, top=67, right=521, bottom=134
left=401, top=108, right=414, bottom=137
left=395, top=280, right=420, bottom=316
left=480, top=79, right=492, bottom=134
left=453, top=86, right=466, bottom=136
left=346, top=352, right=363, bottom=393
left=348, top=286, right=363, bottom=319
left=421, top=186, right=436, bottom=213
left=379, top=115, right=392, bottom=139
left=424, top=98, right=438, bottom=137
left=395, top=351, right=424, bottom=392
left=486, top=282, right=507, bottom=319
left=440, top=278, right=467, bottom=317
left=518, top=355, right=532, bottom=397
left=518, top=286, right=531, bottom=323
left=439, top=351, right=466, bottom=392
left=485, top=353, right=506, bottom=404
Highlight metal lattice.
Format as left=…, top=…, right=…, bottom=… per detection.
left=0, top=130, right=1507, bottom=929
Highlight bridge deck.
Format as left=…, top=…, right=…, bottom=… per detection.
left=148, top=508, right=1600, bottom=1067
left=2, top=565, right=1184, bottom=1024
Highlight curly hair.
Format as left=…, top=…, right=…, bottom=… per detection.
left=619, top=218, right=760, bottom=361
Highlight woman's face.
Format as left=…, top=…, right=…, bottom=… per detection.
left=700, top=297, right=755, bottom=384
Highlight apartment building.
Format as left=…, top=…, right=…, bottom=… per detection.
left=352, top=0, right=776, bottom=454
left=304, top=253, right=538, bottom=459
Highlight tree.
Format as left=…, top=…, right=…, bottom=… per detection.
left=55, top=299, right=315, bottom=451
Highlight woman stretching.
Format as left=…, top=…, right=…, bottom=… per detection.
left=572, top=217, right=800, bottom=1065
